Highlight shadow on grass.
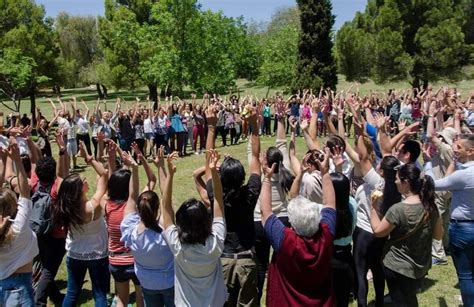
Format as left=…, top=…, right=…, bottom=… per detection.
left=420, top=277, right=436, bottom=293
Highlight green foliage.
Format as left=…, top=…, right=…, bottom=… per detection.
left=294, top=0, right=337, bottom=90
left=0, top=0, right=57, bottom=111
left=336, top=0, right=471, bottom=87
left=257, top=25, right=298, bottom=89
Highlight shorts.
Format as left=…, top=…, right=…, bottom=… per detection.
left=145, top=132, right=154, bottom=140
left=109, top=263, right=140, bottom=284
left=67, top=139, right=78, bottom=156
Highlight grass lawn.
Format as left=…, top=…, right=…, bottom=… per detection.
left=0, top=77, right=469, bottom=306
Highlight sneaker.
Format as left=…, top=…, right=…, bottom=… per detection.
left=432, top=258, right=448, bottom=265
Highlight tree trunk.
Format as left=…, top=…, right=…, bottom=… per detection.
left=96, top=83, right=104, bottom=99
left=30, top=87, right=36, bottom=126
left=265, top=86, right=271, bottom=98
left=148, top=84, right=158, bottom=110
left=101, top=84, right=108, bottom=98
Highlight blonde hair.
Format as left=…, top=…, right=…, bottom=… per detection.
left=0, top=188, right=18, bottom=246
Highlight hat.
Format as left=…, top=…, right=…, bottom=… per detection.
left=438, top=127, right=457, bottom=146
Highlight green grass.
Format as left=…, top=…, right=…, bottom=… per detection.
left=0, top=79, right=468, bottom=306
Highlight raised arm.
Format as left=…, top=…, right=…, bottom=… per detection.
left=319, top=150, right=335, bottom=210
left=289, top=153, right=311, bottom=199
left=123, top=152, right=139, bottom=216
left=205, top=105, right=218, bottom=181
left=0, top=149, right=6, bottom=187
left=208, top=149, right=224, bottom=218
left=260, top=158, right=277, bottom=226
left=7, top=138, right=29, bottom=199
left=153, top=146, right=167, bottom=196
left=193, top=166, right=211, bottom=207
left=162, top=152, right=179, bottom=229
left=288, top=116, right=301, bottom=175
left=55, top=131, right=69, bottom=180
left=246, top=108, right=261, bottom=176
left=131, top=143, right=156, bottom=192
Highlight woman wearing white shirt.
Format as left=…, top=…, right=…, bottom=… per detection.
left=0, top=139, right=37, bottom=306
left=53, top=142, right=109, bottom=307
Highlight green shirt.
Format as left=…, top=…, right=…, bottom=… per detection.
left=383, top=202, right=436, bottom=279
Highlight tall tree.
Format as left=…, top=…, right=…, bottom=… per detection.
left=0, top=0, right=57, bottom=118
left=336, top=0, right=470, bottom=87
left=294, top=0, right=337, bottom=90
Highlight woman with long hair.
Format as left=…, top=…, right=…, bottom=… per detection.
left=0, top=139, right=37, bottom=306
left=54, top=142, right=110, bottom=307
left=370, top=163, right=443, bottom=306
left=103, top=143, right=144, bottom=307
left=330, top=172, right=357, bottom=307
left=162, top=149, right=228, bottom=306
left=120, top=148, right=174, bottom=306
left=353, top=134, right=402, bottom=307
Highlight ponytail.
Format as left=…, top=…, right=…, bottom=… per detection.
left=277, top=162, right=295, bottom=193
left=137, top=191, right=162, bottom=233
left=419, top=175, right=438, bottom=218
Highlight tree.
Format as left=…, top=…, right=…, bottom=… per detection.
left=258, top=25, right=298, bottom=91
left=294, top=0, right=337, bottom=90
left=0, top=0, right=58, bottom=119
left=55, top=13, right=101, bottom=91
left=336, top=0, right=470, bottom=87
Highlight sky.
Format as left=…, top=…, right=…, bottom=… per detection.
left=35, top=0, right=367, bottom=30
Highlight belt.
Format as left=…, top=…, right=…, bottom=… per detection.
left=109, top=251, right=133, bottom=257
left=450, top=219, right=474, bottom=223
left=221, top=251, right=253, bottom=260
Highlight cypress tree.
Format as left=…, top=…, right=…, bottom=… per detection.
left=294, top=0, right=337, bottom=90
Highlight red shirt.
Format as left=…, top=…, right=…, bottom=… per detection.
left=105, top=200, right=134, bottom=266
left=30, top=171, right=66, bottom=239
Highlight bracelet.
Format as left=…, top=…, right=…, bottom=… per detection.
left=263, top=178, right=271, bottom=183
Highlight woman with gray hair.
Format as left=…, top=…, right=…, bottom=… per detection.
left=260, top=151, right=336, bottom=306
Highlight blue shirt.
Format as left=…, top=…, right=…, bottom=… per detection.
left=264, top=208, right=336, bottom=253
left=427, top=161, right=474, bottom=221
left=120, top=213, right=174, bottom=290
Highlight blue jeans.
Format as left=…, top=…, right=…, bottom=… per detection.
left=142, top=287, right=174, bottom=307
left=0, top=273, right=34, bottom=307
left=63, top=257, right=110, bottom=307
left=450, top=222, right=474, bottom=306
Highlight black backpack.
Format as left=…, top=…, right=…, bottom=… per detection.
left=29, top=183, right=54, bottom=236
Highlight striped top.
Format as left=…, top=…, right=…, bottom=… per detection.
left=105, top=200, right=134, bottom=266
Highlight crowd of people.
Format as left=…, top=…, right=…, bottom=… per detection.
left=0, top=86, right=473, bottom=307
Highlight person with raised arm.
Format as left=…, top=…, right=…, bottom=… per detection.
left=55, top=141, right=110, bottom=307
left=0, top=139, right=38, bottom=306
left=162, top=149, right=228, bottom=306
left=260, top=149, right=337, bottom=306
left=120, top=149, right=174, bottom=307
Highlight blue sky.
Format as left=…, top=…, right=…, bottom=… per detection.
left=36, top=0, right=367, bottom=29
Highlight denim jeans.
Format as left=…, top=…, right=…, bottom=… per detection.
left=0, top=273, right=34, bottom=307
left=141, top=287, right=174, bottom=307
left=62, top=257, right=110, bottom=307
left=449, top=222, right=474, bottom=306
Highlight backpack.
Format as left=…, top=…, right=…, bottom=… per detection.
left=29, top=183, right=54, bottom=236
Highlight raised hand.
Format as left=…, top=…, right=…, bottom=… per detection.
left=154, top=145, right=165, bottom=167
left=398, top=119, right=407, bottom=131
left=205, top=105, right=218, bottom=126
left=373, top=112, right=389, bottom=130
left=107, top=140, right=117, bottom=158
left=260, top=153, right=276, bottom=180
left=6, top=137, right=20, bottom=160
left=167, top=151, right=179, bottom=174
left=131, top=142, right=144, bottom=160
left=208, top=149, right=220, bottom=170
left=316, top=147, right=331, bottom=176
left=311, top=97, right=320, bottom=113
left=300, top=119, right=309, bottom=131
left=288, top=116, right=297, bottom=131
left=300, top=153, right=312, bottom=174
left=330, top=145, right=345, bottom=169
left=121, top=151, right=137, bottom=167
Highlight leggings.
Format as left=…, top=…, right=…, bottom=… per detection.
left=332, top=244, right=356, bottom=307
left=384, top=267, right=422, bottom=307
left=353, top=227, right=386, bottom=307
left=193, top=125, right=205, bottom=151
left=254, top=217, right=291, bottom=300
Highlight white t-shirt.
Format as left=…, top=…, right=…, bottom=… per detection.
left=163, top=217, right=228, bottom=307
left=0, top=197, right=39, bottom=279
left=329, top=152, right=353, bottom=178
left=143, top=118, right=154, bottom=134
left=75, top=117, right=90, bottom=135
left=355, top=168, right=385, bottom=233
